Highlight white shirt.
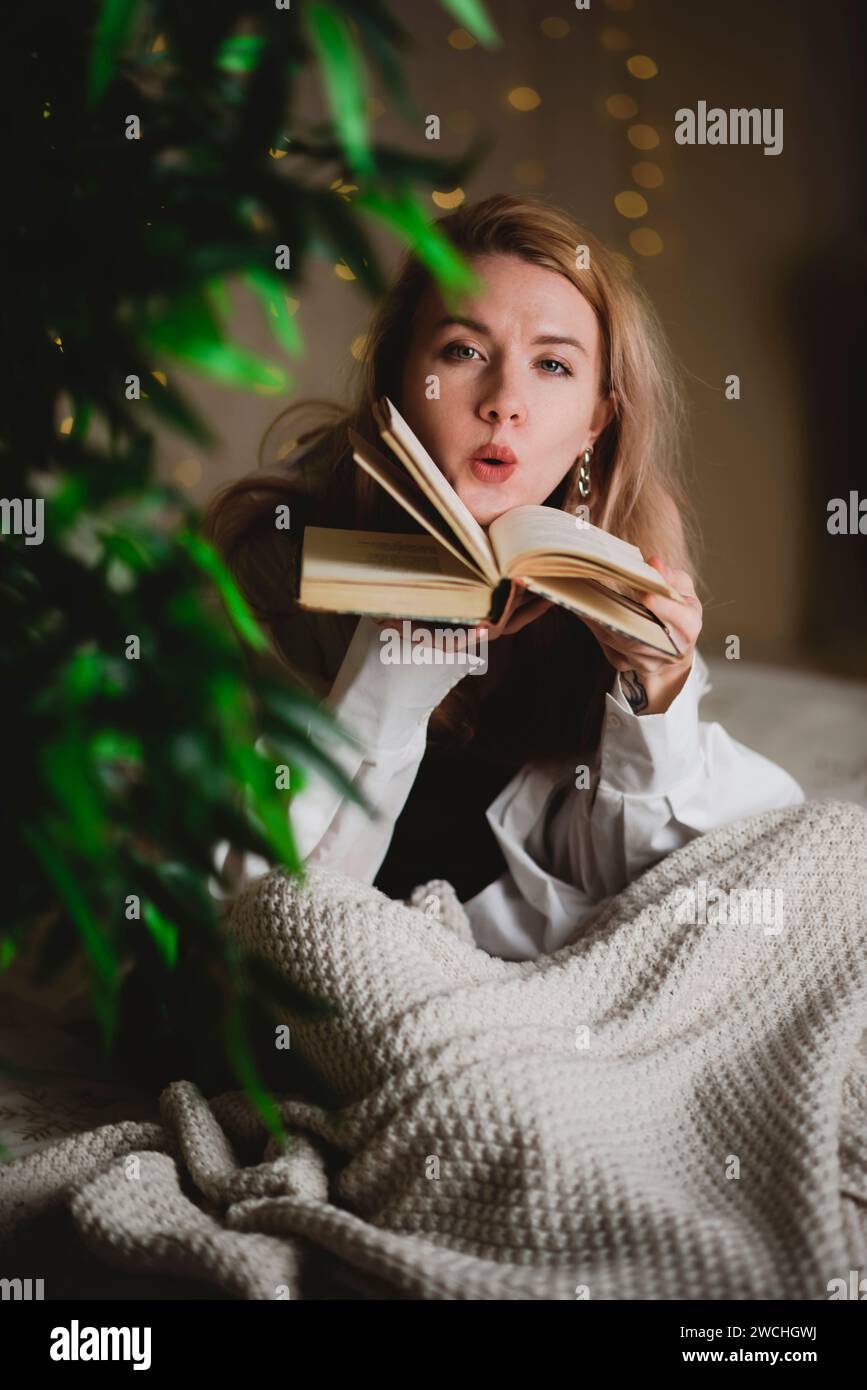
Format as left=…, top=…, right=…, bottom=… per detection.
left=212, top=615, right=806, bottom=960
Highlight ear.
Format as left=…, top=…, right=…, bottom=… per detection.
left=588, top=392, right=615, bottom=446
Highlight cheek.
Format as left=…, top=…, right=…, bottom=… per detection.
left=397, top=364, right=444, bottom=450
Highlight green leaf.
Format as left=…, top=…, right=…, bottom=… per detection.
left=90, top=730, right=144, bottom=763
left=142, top=900, right=179, bottom=968
left=23, top=824, right=117, bottom=1001
left=141, top=288, right=290, bottom=393
left=88, top=0, right=140, bottom=104
left=358, top=188, right=480, bottom=295
left=259, top=681, right=362, bottom=751
left=438, top=0, right=500, bottom=47
left=40, top=736, right=107, bottom=861
left=243, top=269, right=304, bottom=359
left=98, top=528, right=157, bottom=575
left=215, top=35, right=266, bottom=75
left=48, top=476, right=88, bottom=532
left=224, top=1002, right=287, bottom=1146
left=209, top=675, right=300, bottom=869
left=177, top=530, right=268, bottom=652
left=305, top=3, right=374, bottom=176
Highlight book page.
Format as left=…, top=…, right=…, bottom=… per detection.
left=375, top=397, right=500, bottom=586
left=520, top=574, right=681, bottom=657
left=349, top=429, right=488, bottom=581
left=488, top=504, right=683, bottom=602
left=301, top=526, right=482, bottom=588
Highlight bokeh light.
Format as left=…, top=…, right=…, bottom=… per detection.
left=629, top=228, right=664, bottom=256
left=614, top=191, right=648, bottom=219
left=631, top=162, right=664, bottom=189
left=599, top=26, right=630, bottom=51
left=605, top=94, right=639, bottom=119
left=627, top=54, right=659, bottom=79
left=508, top=87, right=542, bottom=111
left=540, top=17, right=570, bottom=38
left=432, top=188, right=466, bottom=209
left=173, top=458, right=202, bottom=488
left=627, top=123, right=660, bottom=150
left=514, top=159, right=546, bottom=187
left=446, top=108, right=477, bottom=134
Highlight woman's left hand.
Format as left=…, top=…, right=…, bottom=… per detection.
left=580, top=556, right=703, bottom=715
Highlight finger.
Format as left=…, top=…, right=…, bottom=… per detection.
left=473, top=583, right=540, bottom=638
left=502, top=596, right=553, bottom=635
left=579, top=614, right=683, bottom=667
left=646, top=557, right=697, bottom=601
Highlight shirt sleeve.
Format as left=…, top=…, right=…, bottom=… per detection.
left=209, top=616, right=468, bottom=904
left=571, top=646, right=806, bottom=889
left=467, top=648, right=806, bottom=959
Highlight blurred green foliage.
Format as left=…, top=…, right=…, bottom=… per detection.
left=0, top=0, right=495, bottom=1136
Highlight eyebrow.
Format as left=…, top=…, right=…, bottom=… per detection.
left=433, top=316, right=588, bottom=355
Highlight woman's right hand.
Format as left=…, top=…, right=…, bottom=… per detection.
left=474, top=584, right=553, bottom=640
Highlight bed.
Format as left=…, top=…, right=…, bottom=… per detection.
left=2, top=655, right=865, bottom=1297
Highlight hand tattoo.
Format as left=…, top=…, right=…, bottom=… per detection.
left=621, top=668, right=648, bottom=714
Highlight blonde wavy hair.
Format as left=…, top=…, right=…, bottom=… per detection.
left=203, top=193, right=701, bottom=764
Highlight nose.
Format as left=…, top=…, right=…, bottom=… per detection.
left=478, top=366, right=527, bottom=426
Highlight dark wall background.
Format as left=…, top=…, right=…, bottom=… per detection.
left=155, top=0, right=867, bottom=675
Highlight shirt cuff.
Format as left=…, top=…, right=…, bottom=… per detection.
left=598, top=651, right=704, bottom=797
left=327, top=616, right=471, bottom=754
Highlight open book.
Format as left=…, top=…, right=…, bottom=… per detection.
left=298, top=396, right=685, bottom=657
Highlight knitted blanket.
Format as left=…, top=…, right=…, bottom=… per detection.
left=2, top=798, right=867, bottom=1300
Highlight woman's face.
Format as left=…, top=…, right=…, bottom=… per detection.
left=398, top=252, right=613, bottom=526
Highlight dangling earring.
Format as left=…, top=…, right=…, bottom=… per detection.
left=577, top=445, right=593, bottom=500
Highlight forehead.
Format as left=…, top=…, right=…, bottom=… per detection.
left=412, top=252, right=600, bottom=341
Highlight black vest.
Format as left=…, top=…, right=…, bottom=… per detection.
left=373, top=737, right=515, bottom=902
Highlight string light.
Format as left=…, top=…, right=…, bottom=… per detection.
left=632, top=161, right=664, bottom=188
left=626, top=54, right=659, bottom=79
left=508, top=87, right=542, bottom=111
left=627, top=123, right=660, bottom=149
left=446, top=109, right=476, bottom=134
left=629, top=228, right=664, bottom=256
left=599, top=26, right=630, bottom=51
left=605, top=94, right=638, bottom=119
left=514, top=159, right=546, bottom=187
left=614, top=191, right=648, bottom=219
left=540, top=18, right=570, bottom=38
left=173, top=458, right=202, bottom=488
left=432, top=188, right=465, bottom=209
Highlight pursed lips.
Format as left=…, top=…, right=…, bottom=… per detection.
left=469, top=442, right=519, bottom=467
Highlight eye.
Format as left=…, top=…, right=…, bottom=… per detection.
left=443, top=342, right=483, bottom=361
left=538, top=357, right=573, bottom=377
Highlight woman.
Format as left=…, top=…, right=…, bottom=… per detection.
left=204, top=193, right=804, bottom=960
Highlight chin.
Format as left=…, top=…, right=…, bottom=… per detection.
left=447, top=471, right=510, bottom=524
